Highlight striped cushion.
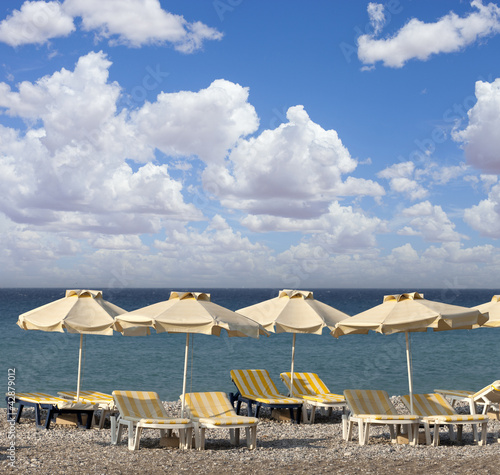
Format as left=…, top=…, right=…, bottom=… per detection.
left=185, top=392, right=258, bottom=425
left=230, top=369, right=303, bottom=404
left=357, top=414, right=419, bottom=421
left=402, top=393, right=487, bottom=421
left=58, top=390, right=114, bottom=407
left=344, top=389, right=401, bottom=417
left=13, top=392, right=69, bottom=405
left=280, top=372, right=345, bottom=403
left=473, top=380, right=500, bottom=402
left=434, top=389, right=474, bottom=398
left=113, top=390, right=190, bottom=424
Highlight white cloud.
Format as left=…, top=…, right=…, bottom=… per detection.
left=0, top=1, right=75, bottom=46
left=0, top=0, right=222, bottom=52
left=241, top=201, right=384, bottom=251
left=0, top=52, right=202, bottom=232
left=204, top=105, right=385, bottom=218
left=91, top=235, right=146, bottom=250
left=62, top=0, right=222, bottom=51
left=453, top=78, right=500, bottom=173
left=358, top=1, right=500, bottom=68
left=133, top=79, right=259, bottom=164
left=398, top=201, right=465, bottom=242
left=463, top=183, right=500, bottom=237
left=377, top=161, right=428, bottom=200
left=423, top=241, right=495, bottom=263
left=367, top=3, right=386, bottom=34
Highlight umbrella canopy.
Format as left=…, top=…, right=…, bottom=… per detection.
left=237, top=289, right=350, bottom=395
left=333, top=292, right=488, bottom=413
left=474, top=295, right=500, bottom=328
left=114, top=291, right=267, bottom=416
left=17, top=289, right=127, bottom=399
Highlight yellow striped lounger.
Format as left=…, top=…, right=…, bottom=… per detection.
left=111, top=390, right=193, bottom=450
left=343, top=389, right=420, bottom=446
left=230, top=369, right=304, bottom=423
left=435, top=380, right=500, bottom=415
left=6, top=392, right=95, bottom=430
left=184, top=392, right=259, bottom=450
left=58, top=390, right=117, bottom=429
left=401, top=393, right=488, bottom=446
left=280, top=372, right=347, bottom=423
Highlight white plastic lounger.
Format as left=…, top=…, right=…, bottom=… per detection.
left=184, top=391, right=259, bottom=450
left=401, top=393, right=488, bottom=446
left=111, top=390, right=193, bottom=451
left=280, top=372, right=347, bottom=423
left=435, top=380, right=500, bottom=414
left=343, top=389, right=420, bottom=446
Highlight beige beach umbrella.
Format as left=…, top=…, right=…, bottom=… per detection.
left=17, top=289, right=127, bottom=400
left=113, top=291, right=268, bottom=416
left=237, top=289, right=350, bottom=396
left=473, top=295, right=500, bottom=327
left=333, top=292, right=488, bottom=414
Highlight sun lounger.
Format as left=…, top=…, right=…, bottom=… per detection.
left=401, top=393, right=488, bottom=446
left=58, top=390, right=117, bottom=429
left=110, top=390, right=193, bottom=451
left=435, top=380, right=500, bottom=415
left=280, top=372, right=347, bottom=423
left=229, top=369, right=303, bottom=423
left=184, top=391, right=259, bottom=450
left=343, top=389, right=420, bottom=445
left=6, top=392, right=95, bottom=430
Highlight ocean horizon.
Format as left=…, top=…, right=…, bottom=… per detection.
left=2, top=287, right=498, bottom=405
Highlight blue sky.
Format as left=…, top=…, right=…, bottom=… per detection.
left=1, top=0, right=500, bottom=289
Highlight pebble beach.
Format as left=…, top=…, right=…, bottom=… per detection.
left=2, top=399, right=499, bottom=475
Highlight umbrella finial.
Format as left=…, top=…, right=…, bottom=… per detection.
left=170, top=291, right=211, bottom=301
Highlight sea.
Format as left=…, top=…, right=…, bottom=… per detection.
left=1, top=288, right=498, bottom=406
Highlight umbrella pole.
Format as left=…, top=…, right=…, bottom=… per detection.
left=290, top=334, right=296, bottom=397
left=181, top=333, right=189, bottom=418
left=405, top=332, right=414, bottom=414
left=77, top=334, right=83, bottom=401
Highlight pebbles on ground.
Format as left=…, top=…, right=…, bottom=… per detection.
left=1, top=399, right=499, bottom=474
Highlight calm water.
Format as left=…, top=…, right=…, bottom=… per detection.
left=1, top=288, right=498, bottom=405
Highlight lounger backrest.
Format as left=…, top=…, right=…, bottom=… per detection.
left=185, top=392, right=237, bottom=419
left=113, top=390, right=168, bottom=419
left=280, top=372, right=330, bottom=396
left=344, top=389, right=398, bottom=416
left=401, top=393, right=456, bottom=416
left=230, top=369, right=281, bottom=398
left=473, top=380, right=500, bottom=403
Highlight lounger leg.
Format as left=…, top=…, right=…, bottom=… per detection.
left=15, top=403, right=24, bottom=424
left=229, top=428, right=240, bottom=446
left=433, top=423, right=441, bottom=447
left=472, top=423, right=479, bottom=442
left=245, top=426, right=257, bottom=450
left=480, top=422, right=487, bottom=446
left=110, top=416, right=118, bottom=444
left=199, top=427, right=206, bottom=450
left=342, top=414, right=348, bottom=440
left=423, top=422, right=432, bottom=445
left=361, top=422, right=370, bottom=445
left=388, top=424, right=396, bottom=443
left=185, top=427, right=193, bottom=449
left=131, top=425, right=142, bottom=451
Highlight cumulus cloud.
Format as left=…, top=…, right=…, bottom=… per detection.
left=398, top=201, right=465, bottom=242
left=0, top=0, right=222, bottom=52
left=241, top=201, right=384, bottom=251
left=204, top=105, right=385, bottom=218
left=453, top=78, right=500, bottom=173
left=0, top=1, right=75, bottom=46
left=133, top=79, right=259, bottom=164
left=358, top=1, right=500, bottom=68
left=377, top=161, right=428, bottom=200
left=463, top=183, right=500, bottom=237
left=0, top=52, right=202, bottom=232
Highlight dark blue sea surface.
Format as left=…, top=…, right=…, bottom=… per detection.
left=1, top=288, right=497, bottom=405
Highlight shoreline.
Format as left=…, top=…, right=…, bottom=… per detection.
left=1, top=400, right=499, bottom=474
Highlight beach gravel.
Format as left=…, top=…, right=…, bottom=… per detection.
left=1, top=399, right=499, bottom=474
